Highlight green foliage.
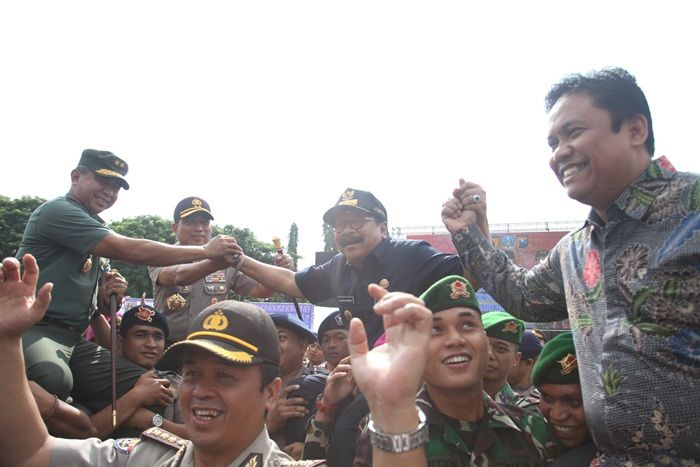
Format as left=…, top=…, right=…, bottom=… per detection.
left=0, top=195, right=46, bottom=258
left=323, top=222, right=337, bottom=252
left=287, top=222, right=301, bottom=266
left=108, top=215, right=175, bottom=298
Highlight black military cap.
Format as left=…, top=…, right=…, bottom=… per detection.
left=322, top=188, right=388, bottom=224
left=162, top=301, right=280, bottom=367
left=317, top=310, right=352, bottom=340
left=78, top=149, right=129, bottom=190
left=174, top=196, right=214, bottom=222
left=120, top=304, right=169, bottom=340
left=270, top=313, right=317, bottom=344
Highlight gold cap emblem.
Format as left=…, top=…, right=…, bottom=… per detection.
left=502, top=321, right=519, bottom=333
left=558, top=353, right=578, bottom=375
left=203, top=310, right=228, bottom=331
left=135, top=306, right=155, bottom=323
left=449, top=280, right=470, bottom=300
left=192, top=198, right=203, bottom=208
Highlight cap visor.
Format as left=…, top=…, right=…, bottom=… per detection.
left=161, top=339, right=262, bottom=370
left=322, top=205, right=375, bottom=224
left=179, top=208, right=214, bottom=220
left=95, top=173, right=130, bottom=190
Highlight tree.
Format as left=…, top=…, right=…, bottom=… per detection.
left=287, top=222, right=301, bottom=266
left=0, top=195, right=46, bottom=258
left=323, top=222, right=337, bottom=252
left=108, top=215, right=175, bottom=298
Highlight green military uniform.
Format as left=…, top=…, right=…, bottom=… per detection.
left=494, top=381, right=539, bottom=411
left=354, top=387, right=558, bottom=467
left=17, top=150, right=144, bottom=409
left=49, top=426, right=326, bottom=466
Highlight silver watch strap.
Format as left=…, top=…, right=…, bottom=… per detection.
left=367, top=406, right=429, bottom=453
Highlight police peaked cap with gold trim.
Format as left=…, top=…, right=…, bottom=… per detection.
left=120, top=304, right=169, bottom=339
left=173, top=196, right=214, bottom=222
left=78, top=149, right=129, bottom=190
left=419, top=275, right=481, bottom=314
left=322, top=188, right=388, bottom=224
left=531, top=331, right=579, bottom=386
left=162, top=301, right=280, bottom=368
left=481, top=311, right=525, bottom=345
left=317, top=310, right=352, bottom=339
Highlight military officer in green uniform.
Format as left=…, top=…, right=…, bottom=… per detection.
left=481, top=311, right=539, bottom=410
left=352, top=276, right=558, bottom=467
left=16, top=149, right=240, bottom=412
left=0, top=254, right=325, bottom=467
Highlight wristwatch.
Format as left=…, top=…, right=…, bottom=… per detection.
left=367, top=406, right=429, bottom=453
left=152, top=413, right=164, bottom=428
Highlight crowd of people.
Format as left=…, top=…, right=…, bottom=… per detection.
left=0, top=66, right=697, bottom=467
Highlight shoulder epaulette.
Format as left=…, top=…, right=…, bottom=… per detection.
left=280, top=461, right=327, bottom=466
left=141, top=427, right=188, bottom=450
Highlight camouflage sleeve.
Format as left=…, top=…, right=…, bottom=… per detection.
left=521, top=410, right=561, bottom=462
left=302, top=416, right=333, bottom=461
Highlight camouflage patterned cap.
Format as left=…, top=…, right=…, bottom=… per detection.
left=481, top=311, right=524, bottom=345
left=78, top=149, right=129, bottom=190
left=162, top=300, right=280, bottom=368
left=419, top=275, right=481, bottom=314
left=322, top=188, right=388, bottom=224
left=531, top=331, right=579, bottom=386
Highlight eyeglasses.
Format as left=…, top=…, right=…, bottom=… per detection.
left=332, top=217, right=377, bottom=233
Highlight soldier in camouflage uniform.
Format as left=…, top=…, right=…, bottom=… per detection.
left=0, top=254, right=325, bottom=467
left=481, top=311, right=539, bottom=411
left=352, top=276, right=558, bottom=467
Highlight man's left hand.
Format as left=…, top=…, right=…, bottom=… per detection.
left=99, top=270, right=128, bottom=311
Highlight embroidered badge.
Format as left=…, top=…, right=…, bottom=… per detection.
left=203, top=310, right=228, bottom=331
left=166, top=293, right=186, bottom=311
left=449, top=280, right=470, bottom=300
left=80, top=257, right=93, bottom=274
left=240, top=453, right=262, bottom=467
left=111, top=157, right=126, bottom=169
left=558, top=353, right=578, bottom=375
left=192, top=198, right=202, bottom=208
left=502, top=321, right=519, bottom=333
left=95, top=168, right=122, bottom=177
left=135, top=306, right=155, bottom=323
left=338, top=189, right=358, bottom=206
left=379, top=278, right=389, bottom=289
left=114, top=437, right=140, bottom=454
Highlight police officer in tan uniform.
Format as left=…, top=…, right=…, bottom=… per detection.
left=0, top=253, right=324, bottom=467
left=149, top=196, right=293, bottom=345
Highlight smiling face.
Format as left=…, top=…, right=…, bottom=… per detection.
left=332, top=209, right=387, bottom=267
left=179, top=349, right=279, bottom=461
left=546, top=93, right=651, bottom=218
left=173, top=213, right=212, bottom=246
left=69, top=169, right=121, bottom=214
left=119, top=324, right=166, bottom=370
left=539, top=383, right=591, bottom=449
left=424, top=307, right=488, bottom=394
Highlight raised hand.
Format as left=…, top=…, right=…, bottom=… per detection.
left=0, top=255, right=52, bottom=339
left=441, top=179, right=488, bottom=235
left=322, top=356, right=355, bottom=406
left=266, top=384, right=309, bottom=433
left=349, top=285, right=432, bottom=428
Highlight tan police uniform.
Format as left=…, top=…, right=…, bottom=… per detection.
left=49, top=426, right=326, bottom=467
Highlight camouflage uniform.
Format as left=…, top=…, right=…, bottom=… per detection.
left=354, top=387, right=558, bottom=467
left=494, top=382, right=540, bottom=412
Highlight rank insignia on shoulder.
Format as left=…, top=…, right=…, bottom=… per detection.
left=141, top=427, right=187, bottom=450
left=281, top=460, right=327, bottom=466
left=114, top=437, right=140, bottom=454
left=239, top=453, right=262, bottom=467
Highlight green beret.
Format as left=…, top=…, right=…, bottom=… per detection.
left=481, top=311, right=524, bottom=344
left=419, top=275, right=480, bottom=314
left=531, top=331, right=579, bottom=386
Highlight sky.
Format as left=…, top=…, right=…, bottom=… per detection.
left=2, top=1, right=699, bottom=270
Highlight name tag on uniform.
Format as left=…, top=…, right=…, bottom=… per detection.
left=338, top=296, right=355, bottom=305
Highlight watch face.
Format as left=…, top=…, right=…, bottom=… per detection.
left=152, top=413, right=164, bottom=427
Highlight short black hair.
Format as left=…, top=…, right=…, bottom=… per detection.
left=545, top=67, right=654, bottom=156
left=259, top=362, right=280, bottom=390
